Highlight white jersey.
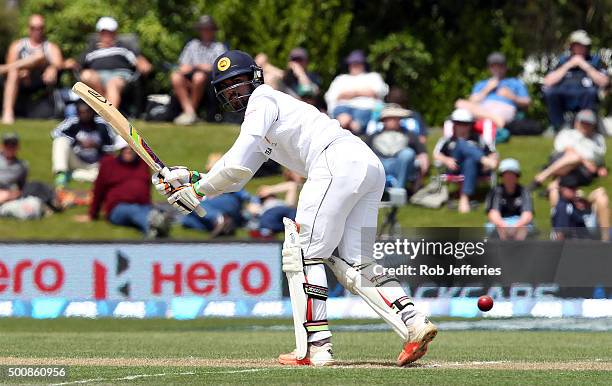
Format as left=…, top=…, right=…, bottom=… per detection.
left=209, top=85, right=355, bottom=185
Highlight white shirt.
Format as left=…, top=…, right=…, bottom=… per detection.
left=324, top=72, right=388, bottom=113
left=554, top=128, right=607, bottom=166
left=208, top=85, right=354, bottom=189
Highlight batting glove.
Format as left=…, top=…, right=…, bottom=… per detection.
left=167, top=183, right=206, bottom=215
left=152, top=166, right=202, bottom=196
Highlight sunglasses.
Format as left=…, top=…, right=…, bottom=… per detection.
left=29, top=25, right=44, bottom=31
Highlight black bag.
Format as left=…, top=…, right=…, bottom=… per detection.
left=144, top=94, right=179, bottom=122
left=506, top=118, right=544, bottom=136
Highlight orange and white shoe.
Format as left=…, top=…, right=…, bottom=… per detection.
left=278, top=342, right=334, bottom=366
left=397, top=313, right=438, bottom=366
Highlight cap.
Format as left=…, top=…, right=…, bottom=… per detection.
left=195, top=15, right=217, bottom=30
left=568, top=29, right=591, bottom=46
left=2, top=132, right=19, bottom=145
left=450, top=108, right=475, bottom=123
left=559, top=174, right=580, bottom=189
left=289, top=47, right=308, bottom=61
left=498, top=158, right=521, bottom=175
left=96, top=17, right=118, bottom=32
left=380, top=104, right=410, bottom=120
left=487, top=52, right=506, bottom=65
left=346, top=50, right=366, bottom=65
left=575, top=109, right=597, bottom=125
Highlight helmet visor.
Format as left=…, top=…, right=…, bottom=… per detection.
left=214, top=75, right=257, bottom=112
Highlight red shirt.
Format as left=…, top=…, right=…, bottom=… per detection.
left=89, top=154, right=151, bottom=219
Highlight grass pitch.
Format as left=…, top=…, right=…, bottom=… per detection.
left=0, top=318, right=610, bottom=385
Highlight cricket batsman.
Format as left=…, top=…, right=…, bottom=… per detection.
left=152, top=50, right=437, bottom=366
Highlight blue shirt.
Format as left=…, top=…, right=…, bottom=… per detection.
left=471, top=77, right=529, bottom=108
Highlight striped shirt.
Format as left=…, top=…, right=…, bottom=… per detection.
left=178, top=39, right=227, bottom=66
left=81, top=42, right=139, bottom=71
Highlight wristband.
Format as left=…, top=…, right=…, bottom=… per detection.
left=193, top=180, right=205, bottom=197
left=190, top=170, right=202, bottom=184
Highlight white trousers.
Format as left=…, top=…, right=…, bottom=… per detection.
left=296, top=137, right=386, bottom=342
left=52, top=137, right=99, bottom=182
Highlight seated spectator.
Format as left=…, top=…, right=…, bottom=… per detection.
left=325, top=50, right=388, bottom=134
left=456, top=52, right=530, bottom=128
left=549, top=175, right=610, bottom=242
left=171, top=15, right=227, bottom=125
left=75, top=141, right=171, bottom=238
left=485, top=158, right=534, bottom=240
left=531, top=109, right=606, bottom=189
left=283, top=47, right=321, bottom=99
left=247, top=169, right=302, bottom=239
left=1, top=14, right=63, bottom=124
left=543, top=30, right=609, bottom=131
left=65, top=17, right=152, bottom=110
left=0, top=133, right=44, bottom=219
left=51, top=101, right=117, bottom=188
left=181, top=153, right=254, bottom=236
left=367, top=104, right=429, bottom=190
left=434, top=109, right=498, bottom=213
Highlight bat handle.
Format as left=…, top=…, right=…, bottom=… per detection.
left=160, top=166, right=207, bottom=218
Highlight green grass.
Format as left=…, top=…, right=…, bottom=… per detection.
left=1, top=119, right=612, bottom=240
left=0, top=318, right=610, bottom=385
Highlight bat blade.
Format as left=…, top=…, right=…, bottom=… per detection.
left=71, top=81, right=163, bottom=172
left=71, top=82, right=206, bottom=218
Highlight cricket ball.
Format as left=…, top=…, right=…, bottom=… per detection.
left=477, top=295, right=494, bottom=312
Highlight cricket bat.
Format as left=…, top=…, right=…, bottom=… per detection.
left=72, top=81, right=205, bottom=217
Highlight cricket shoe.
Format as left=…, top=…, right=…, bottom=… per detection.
left=278, top=342, right=334, bottom=366
left=397, top=312, right=438, bottom=366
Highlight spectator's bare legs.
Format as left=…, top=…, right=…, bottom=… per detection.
left=105, top=77, right=126, bottom=109
left=2, top=68, right=19, bottom=124
left=80, top=69, right=104, bottom=94
left=336, top=113, right=361, bottom=133
left=190, top=71, right=207, bottom=113
left=455, top=99, right=505, bottom=128
left=171, top=71, right=195, bottom=115
left=534, top=148, right=582, bottom=184
left=458, top=194, right=470, bottom=213
left=589, top=187, right=610, bottom=242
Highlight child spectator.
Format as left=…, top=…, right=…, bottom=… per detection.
left=367, top=104, right=429, bottom=190
left=1, top=14, right=63, bottom=124
left=455, top=52, right=530, bottom=128
left=485, top=158, right=534, bottom=240
left=325, top=50, right=388, bottom=134
left=0, top=133, right=44, bottom=219
left=65, top=17, right=152, bottom=110
left=530, top=109, right=606, bottom=189
left=543, top=30, right=609, bottom=130
left=51, top=102, right=117, bottom=188
left=434, top=109, right=498, bottom=213
left=171, top=15, right=227, bottom=125
left=550, top=174, right=610, bottom=241
left=75, top=140, right=171, bottom=238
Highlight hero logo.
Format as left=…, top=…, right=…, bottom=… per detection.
left=0, top=260, right=64, bottom=294
left=151, top=261, right=271, bottom=296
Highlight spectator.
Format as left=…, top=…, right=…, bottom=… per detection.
left=367, top=104, right=429, bottom=190
left=65, top=17, right=152, bottom=110
left=434, top=109, right=498, bottom=213
left=530, top=109, right=606, bottom=189
left=485, top=158, right=534, bottom=240
left=456, top=52, right=530, bottom=128
left=366, top=87, right=429, bottom=144
left=283, top=47, right=321, bottom=99
left=1, top=14, right=63, bottom=124
left=254, top=53, right=285, bottom=90
left=0, top=133, right=44, bottom=219
left=549, top=174, right=610, bottom=242
left=171, top=15, right=227, bottom=125
left=325, top=50, right=388, bottom=134
left=51, top=101, right=117, bottom=188
left=247, top=169, right=302, bottom=239
left=75, top=141, right=171, bottom=238
left=543, top=30, right=609, bottom=130
left=180, top=153, right=252, bottom=236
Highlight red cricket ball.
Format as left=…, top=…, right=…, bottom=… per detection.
left=477, top=295, right=494, bottom=312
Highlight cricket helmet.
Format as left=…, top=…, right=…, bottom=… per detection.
left=212, top=50, right=264, bottom=112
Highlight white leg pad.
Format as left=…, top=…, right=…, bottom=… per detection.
left=326, top=256, right=410, bottom=341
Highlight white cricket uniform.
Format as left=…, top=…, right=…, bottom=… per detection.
left=208, top=84, right=385, bottom=263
